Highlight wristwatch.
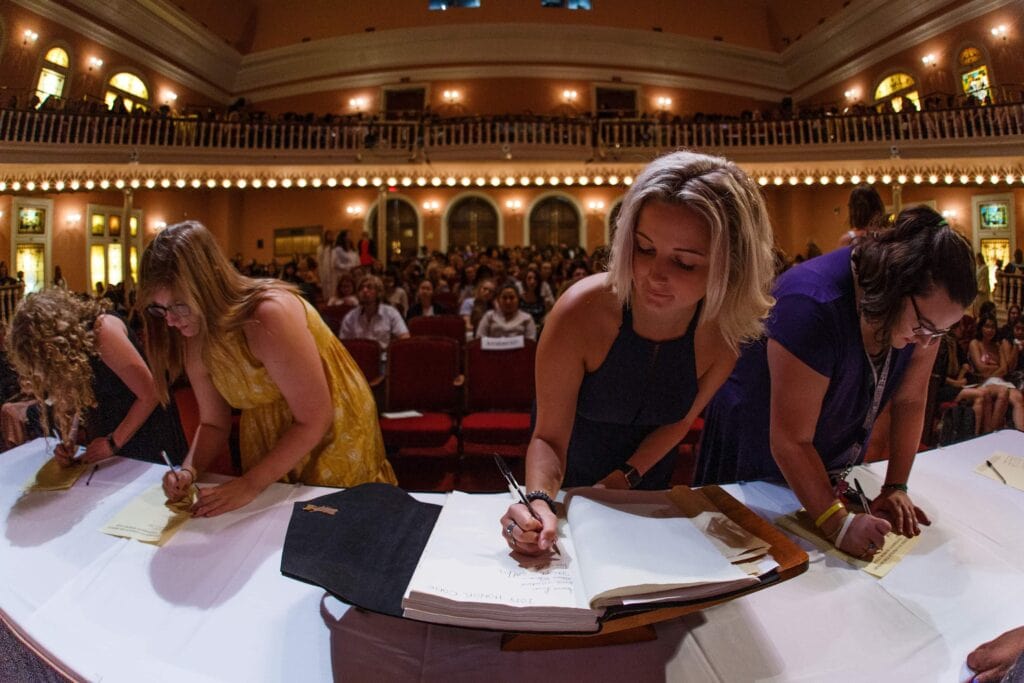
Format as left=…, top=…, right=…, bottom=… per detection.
left=617, top=464, right=641, bottom=489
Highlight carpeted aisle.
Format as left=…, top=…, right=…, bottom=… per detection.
left=0, top=620, right=64, bottom=682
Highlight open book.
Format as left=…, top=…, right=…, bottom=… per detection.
left=401, top=487, right=774, bottom=633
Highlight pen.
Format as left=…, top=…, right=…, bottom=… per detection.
left=85, top=464, right=98, bottom=486
left=853, top=478, right=872, bottom=513
left=493, top=454, right=561, bottom=556
left=159, top=450, right=179, bottom=473
left=986, top=460, right=1008, bottom=484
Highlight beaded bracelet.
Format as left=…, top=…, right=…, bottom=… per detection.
left=814, top=499, right=846, bottom=529
left=525, top=490, right=557, bottom=514
left=881, top=483, right=909, bottom=493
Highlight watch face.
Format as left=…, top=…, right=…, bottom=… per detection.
left=620, top=465, right=640, bottom=488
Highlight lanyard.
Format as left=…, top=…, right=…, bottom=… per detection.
left=834, top=347, right=892, bottom=493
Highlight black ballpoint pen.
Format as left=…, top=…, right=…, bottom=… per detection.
left=493, top=454, right=561, bottom=556
left=986, top=460, right=1008, bottom=484
left=853, top=478, right=872, bottom=514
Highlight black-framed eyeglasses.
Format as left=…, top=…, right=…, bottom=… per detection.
left=909, top=295, right=949, bottom=344
left=146, top=302, right=192, bottom=319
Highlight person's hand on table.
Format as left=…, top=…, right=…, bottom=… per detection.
left=82, top=436, right=115, bottom=464
left=967, top=626, right=1024, bottom=683
left=163, top=466, right=195, bottom=503
left=834, top=512, right=890, bottom=560
left=192, top=476, right=260, bottom=517
left=53, top=442, right=80, bottom=467
left=499, top=500, right=557, bottom=556
left=870, top=488, right=930, bottom=537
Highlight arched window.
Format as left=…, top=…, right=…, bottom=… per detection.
left=35, top=46, right=70, bottom=105
left=958, top=45, right=992, bottom=103
left=368, top=198, right=419, bottom=261
left=873, top=72, right=919, bottom=113
left=105, top=72, right=150, bottom=112
left=529, top=195, right=581, bottom=248
left=447, top=195, right=499, bottom=249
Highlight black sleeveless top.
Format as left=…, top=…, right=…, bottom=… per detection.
left=563, top=302, right=702, bottom=489
left=84, top=316, right=188, bottom=465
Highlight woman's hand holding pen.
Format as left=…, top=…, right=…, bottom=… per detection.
left=833, top=512, right=890, bottom=560
left=82, top=436, right=114, bottom=464
left=162, top=465, right=196, bottom=503
left=191, top=476, right=259, bottom=517
left=500, top=501, right=558, bottom=556
left=870, top=489, right=930, bottom=537
left=53, top=442, right=78, bottom=467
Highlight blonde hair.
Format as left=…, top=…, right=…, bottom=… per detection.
left=607, top=150, right=776, bottom=351
left=9, top=288, right=107, bottom=437
left=138, top=221, right=298, bottom=404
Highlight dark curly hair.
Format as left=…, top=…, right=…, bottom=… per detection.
left=852, top=205, right=974, bottom=345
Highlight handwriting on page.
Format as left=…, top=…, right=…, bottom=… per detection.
left=974, top=451, right=1024, bottom=491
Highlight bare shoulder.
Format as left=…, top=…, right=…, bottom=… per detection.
left=543, top=274, right=620, bottom=365
left=693, top=322, right=739, bottom=376
left=249, top=289, right=306, bottom=329
left=93, top=312, right=128, bottom=346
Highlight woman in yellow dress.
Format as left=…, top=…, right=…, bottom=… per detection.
left=140, top=221, right=395, bottom=517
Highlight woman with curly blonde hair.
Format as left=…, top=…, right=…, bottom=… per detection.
left=9, top=288, right=186, bottom=465
left=500, top=150, right=776, bottom=556
left=139, top=221, right=394, bottom=518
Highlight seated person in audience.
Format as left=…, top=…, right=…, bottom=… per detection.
left=695, top=207, right=975, bottom=561
left=476, top=282, right=537, bottom=340
left=968, top=626, right=1024, bottom=683
left=969, top=312, right=1024, bottom=431
left=935, top=320, right=989, bottom=435
left=9, top=288, right=187, bottom=465
left=556, top=260, right=591, bottom=299
left=327, top=272, right=358, bottom=307
left=406, top=279, right=449, bottom=320
left=141, top=221, right=395, bottom=517
left=500, top=150, right=777, bottom=555
left=999, top=303, right=1021, bottom=341
left=459, top=277, right=497, bottom=332
left=339, top=274, right=410, bottom=350
left=382, top=267, right=409, bottom=317
left=519, top=267, right=550, bottom=327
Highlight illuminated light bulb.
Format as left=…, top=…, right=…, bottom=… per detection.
left=252, top=178, right=263, bottom=188
left=929, top=174, right=939, bottom=184
left=623, top=176, right=633, bottom=185
left=505, top=177, right=515, bottom=186
left=70, top=180, right=80, bottom=190
left=563, top=176, right=574, bottom=186
left=490, top=177, right=501, bottom=187
left=535, top=176, right=546, bottom=186
left=415, top=177, right=426, bottom=187
left=341, top=177, right=353, bottom=187
left=897, top=174, right=907, bottom=184
left=174, top=178, right=185, bottom=188
left=401, top=177, right=412, bottom=187
left=311, top=178, right=322, bottom=188
left=912, top=174, right=922, bottom=184
left=804, top=176, right=815, bottom=185
left=356, top=177, right=367, bottom=187
left=475, top=177, right=486, bottom=187
left=835, top=175, right=846, bottom=185
left=26, top=181, right=36, bottom=191
left=850, top=174, right=861, bottom=184
left=41, top=181, right=50, bottom=191
left=788, top=176, right=798, bottom=185
left=608, top=175, right=619, bottom=185
left=945, top=174, right=954, bottom=184
left=460, top=177, right=471, bottom=186
left=190, top=179, right=202, bottom=188
left=593, top=176, right=604, bottom=185
left=327, top=177, right=338, bottom=187
left=990, top=174, right=1000, bottom=184
left=266, top=178, right=278, bottom=188
left=866, top=175, right=876, bottom=184
left=114, top=179, right=125, bottom=189
left=959, top=174, right=969, bottom=184
left=386, top=177, right=397, bottom=187
left=758, top=176, right=769, bottom=186
left=206, top=178, right=217, bottom=188
left=975, top=174, right=985, bottom=184
left=820, top=176, right=830, bottom=185
left=431, top=177, right=442, bottom=187
left=371, top=177, right=382, bottom=187
left=578, top=176, right=589, bottom=186
left=237, top=179, right=247, bottom=189
left=100, top=179, right=111, bottom=189
left=145, top=178, right=156, bottom=188
left=222, top=179, right=232, bottom=188
left=773, top=177, right=783, bottom=186
left=520, top=176, right=530, bottom=186
left=85, top=180, right=95, bottom=190
left=881, top=174, right=891, bottom=184
left=549, top=176, right=560, bottom=185
left=11, top=181, right=21, bottom=191
left=55, top=180, right=65, bottom=191
left=1006, top=174, right=1016, bottom=184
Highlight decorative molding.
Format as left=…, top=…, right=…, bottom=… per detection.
left=791, top=0, right=1020, bottom=101
left=12, top=0, right=236, bottom=102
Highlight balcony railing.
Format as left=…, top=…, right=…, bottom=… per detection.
left=0, top=284, right=24, bottom=325
left=0, top=103, right=1022, bottom=157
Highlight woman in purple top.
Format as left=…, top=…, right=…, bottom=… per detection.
left=696, top=206, right=975, bottom=561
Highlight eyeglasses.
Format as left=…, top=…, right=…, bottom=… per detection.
left=146, top=302, right=192, bottom=319
left=909, top=295, right=949, bottom=344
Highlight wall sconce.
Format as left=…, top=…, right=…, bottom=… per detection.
left=65, top=212, right=81, bottom=226
left=505, top=199, right=522, bottom=213
left=348, top=96, right=368, bottom=112
left=422, top=200, right=440, bottom=214
left=162, top=90, right=178, bottom=105
left=442, top=90, right=461, bottom=104
left=562, top=89, right=578, bottom=103
left=941, top=209, right=958, bottom=219
left=153, top=220, right=167, bottom=230
left=346, top=205, right=363, bottom=217
left=22, top=29, right=39, bottom=46
left=587, top=200, right=605, bottom=213
left=655, top=96, right=672, bottom=111
left=991, top=24, right=1008, bottom=41
left=844, top=88, right=859, bottom=101
left=921, top=53, right=936, bottom=67
left=88, top=56, right=104, bottom=71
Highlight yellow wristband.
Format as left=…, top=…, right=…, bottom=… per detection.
left=814, top=500, right=846, bottom=529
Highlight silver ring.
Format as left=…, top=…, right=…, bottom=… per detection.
left=505, top=522, right=516, bottom=540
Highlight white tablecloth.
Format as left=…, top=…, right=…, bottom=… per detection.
left=3, top=432, right=1024, bottom=681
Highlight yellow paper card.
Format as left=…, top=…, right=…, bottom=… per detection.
left=776, top=511, right=921, bottom=579
left=974, top=451, right=1024, bottom=491
left=101, top=483, right=198, bottom=546
left=24, top=457, right=88, bottom=492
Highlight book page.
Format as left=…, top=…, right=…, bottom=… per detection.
left=403, top=492, right=596, bottom=622
left=565, top=490, right=755, bottom=607
left=974, top=451, right=1024, bottom=490
left=775, top=510, right=920, bottom=579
